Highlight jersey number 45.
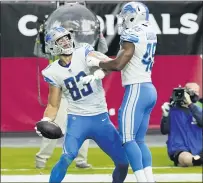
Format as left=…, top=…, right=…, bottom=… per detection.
left=64, top=71, right=93, bottom=101
left=142, top=42, right=157, bottom=72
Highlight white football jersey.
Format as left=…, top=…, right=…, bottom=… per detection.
left=120, top=22, right=157, bottom=86
left=42, top=44, right=108, bottom=116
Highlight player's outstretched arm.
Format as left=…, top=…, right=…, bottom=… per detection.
left=86, top=42, right=134, bottom=71
left=86, top=51, right=112, bottom=74
left=43, top=84, right=62, bottom=121
left=86, top=51, right=112, bottom=66
left=82, top=51, right=112, bottom=84
left=99, top=42, right=134, bottom=71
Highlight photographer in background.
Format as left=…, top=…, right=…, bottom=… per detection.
left=161, top=83, right=203, bottom=167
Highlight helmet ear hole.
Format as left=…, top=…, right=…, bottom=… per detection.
left=130, top=18, right=134, bottom=22
left=67, top=34, right=71, bottom=40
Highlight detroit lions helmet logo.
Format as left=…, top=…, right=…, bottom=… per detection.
left=123, top=4, right=136, bottom=14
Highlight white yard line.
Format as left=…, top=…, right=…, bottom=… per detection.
left=1, top=174, right=202, bottom=182
left=1, top=166, right=180, bottom=171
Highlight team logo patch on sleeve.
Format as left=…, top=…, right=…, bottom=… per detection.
left=85, top=44, right=94, bottom=56
left=44, top=76, right=57, bottom=86
left=120, top=29, right=139, bottom=43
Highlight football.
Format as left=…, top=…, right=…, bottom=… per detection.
left=36, top=121, right=64, bottom=139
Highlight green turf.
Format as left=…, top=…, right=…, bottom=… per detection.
left=1, top=147, right=202, bottom=175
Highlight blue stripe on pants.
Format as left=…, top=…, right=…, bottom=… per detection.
left=118, top=84, right=140, bottom=143
left=118, top=85, right=132, bottom=143
left=118, top=83, right=157, bottom=143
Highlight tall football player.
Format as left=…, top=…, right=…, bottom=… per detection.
left=86, top=2, right=157, bottom=182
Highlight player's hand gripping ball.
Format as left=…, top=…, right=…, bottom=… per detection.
left=36, top=121, right=64, bottom=139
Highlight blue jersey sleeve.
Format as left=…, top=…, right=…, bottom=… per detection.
left=43, top=76, right=59, bottom=87
left=84, top=44, right=95, bottom=57
left=41, top=66, right=60, bottom=88
left=120, top=29, right=139, bottom=44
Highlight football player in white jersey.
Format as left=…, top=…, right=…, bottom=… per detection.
left=38, top=26, right=128, bottom=183
left=34, top=2, right=108, bottom=169
left=86, top=2, right=157, bottom=182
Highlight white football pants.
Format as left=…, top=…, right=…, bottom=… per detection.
left=36, top=97, right=89, bottom=163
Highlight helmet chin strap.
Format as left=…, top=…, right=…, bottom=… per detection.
left=59, top=40, right=74, bottom=55
left=61, top=53, right=72, bottom=56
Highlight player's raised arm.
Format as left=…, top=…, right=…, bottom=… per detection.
left=86, top=29, right=136, bottom=71
left=87, top=51, right=112, bottom=72
left=87, top=43, right=134, bottom=71
left=85, top=43, right=112, bottom=68
left=81, top=49, right=112, bottom=84
left=100, top=42, right=135, bottom=71
left=86, top=50, right=112, bottom=63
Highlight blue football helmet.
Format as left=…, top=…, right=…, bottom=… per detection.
left=45, top=26, right=74, bottom=56
left=118, top=2, right=149, bottom=33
